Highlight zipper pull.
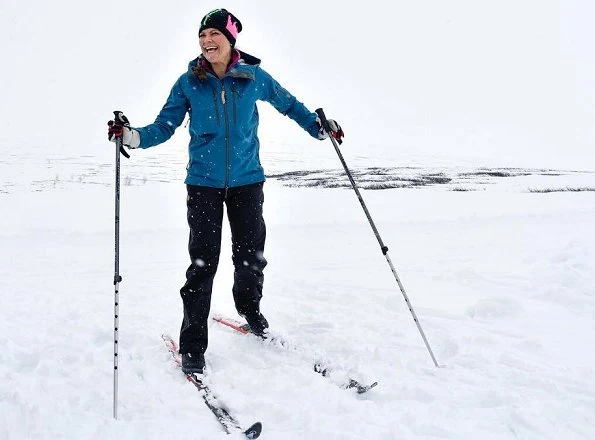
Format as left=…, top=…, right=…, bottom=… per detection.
left=221, top=89, right=226, bottom=104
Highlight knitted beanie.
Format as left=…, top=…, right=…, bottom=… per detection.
left=199, top=9, right=242, bottom=47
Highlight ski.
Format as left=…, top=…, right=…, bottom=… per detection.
left=212, top=315, right=378, bottom=394
left=313, top=363, right=379, bottom=394
left=162, top=334, right=263, bottom=439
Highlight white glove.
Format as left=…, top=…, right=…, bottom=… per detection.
left=108, top=111, right=141, bottom=149
left=108, top=125, right=140, bottom=149
left=317, top=118, right=344, bottom=145
left=121, top=127, right=140, bottom=149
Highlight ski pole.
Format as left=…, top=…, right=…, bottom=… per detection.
left=110, top=111, right=130, bottom=419
left=315, top=108, right=439, bottom=368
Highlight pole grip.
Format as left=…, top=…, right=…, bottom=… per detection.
left=113, top=111, right=130, bottom=127
left=315, top=108, right=332, bottom=133
left=111, top=110, right=131, bottom=159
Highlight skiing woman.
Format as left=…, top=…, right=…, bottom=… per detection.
left=108, top=8, right=343, bottom=374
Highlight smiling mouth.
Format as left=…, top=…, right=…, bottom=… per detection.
left=204, top=46, right=218, bottom=54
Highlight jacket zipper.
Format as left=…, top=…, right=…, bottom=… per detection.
left=221, top=81, right=230, bottom=196
left=231, top=81, right=237, bottom=124
left=211, top=89, right=220, bottom=126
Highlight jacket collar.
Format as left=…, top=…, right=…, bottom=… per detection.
left=188, top=50, right=261, bottom=81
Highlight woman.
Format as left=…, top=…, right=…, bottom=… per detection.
left=108, top=8, right=343, bottom=374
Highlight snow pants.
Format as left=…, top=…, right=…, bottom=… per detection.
left=179, top=182, right=267, bottom=354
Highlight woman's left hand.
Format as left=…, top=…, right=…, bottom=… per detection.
left=317, top=118, right=344, bottom=145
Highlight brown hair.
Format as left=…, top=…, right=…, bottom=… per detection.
left=192, top=65, right=208, bottom=82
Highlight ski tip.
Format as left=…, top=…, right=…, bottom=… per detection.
left=244, top=421, right=262, bottom=439
left=356, top=381, right=379, bottom=394
left=162, top=333, right=175, bottom=343
left=162, top=334, right=179, bottom=352
left=212, top=315, right=251, bottom=334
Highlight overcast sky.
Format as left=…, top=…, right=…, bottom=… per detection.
left=1, top=0, right=593, bottom=170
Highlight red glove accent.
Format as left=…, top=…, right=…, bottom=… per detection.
left=107, top=120, right=124, bottom=140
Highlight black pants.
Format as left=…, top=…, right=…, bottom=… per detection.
left=179, top=182, right=267, bottom=354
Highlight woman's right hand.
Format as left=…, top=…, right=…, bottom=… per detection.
left=108, top=112, right=140, bottom=149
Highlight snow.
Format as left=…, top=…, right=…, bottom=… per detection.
left=2, top=0, right=595, bottom=438
left=1, top=152, right=594, bottom=439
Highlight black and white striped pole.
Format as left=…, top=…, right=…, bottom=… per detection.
left=110, top=111, right=130, bottom=419
left=316, top=108, right=439, bottom=368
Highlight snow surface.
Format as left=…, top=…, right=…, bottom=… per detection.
left=1, top=147, right=594, bottom=439
left=2, top=1, right=595, bottom=438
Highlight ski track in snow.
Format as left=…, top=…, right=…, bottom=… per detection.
left=1, top=150, right=595, bottom=439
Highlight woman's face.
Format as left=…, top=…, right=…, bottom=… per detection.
left=199, top=28, right=232, bottom=65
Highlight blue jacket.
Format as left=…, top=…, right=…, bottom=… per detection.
left=136, top=52, right=320, bottom=188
